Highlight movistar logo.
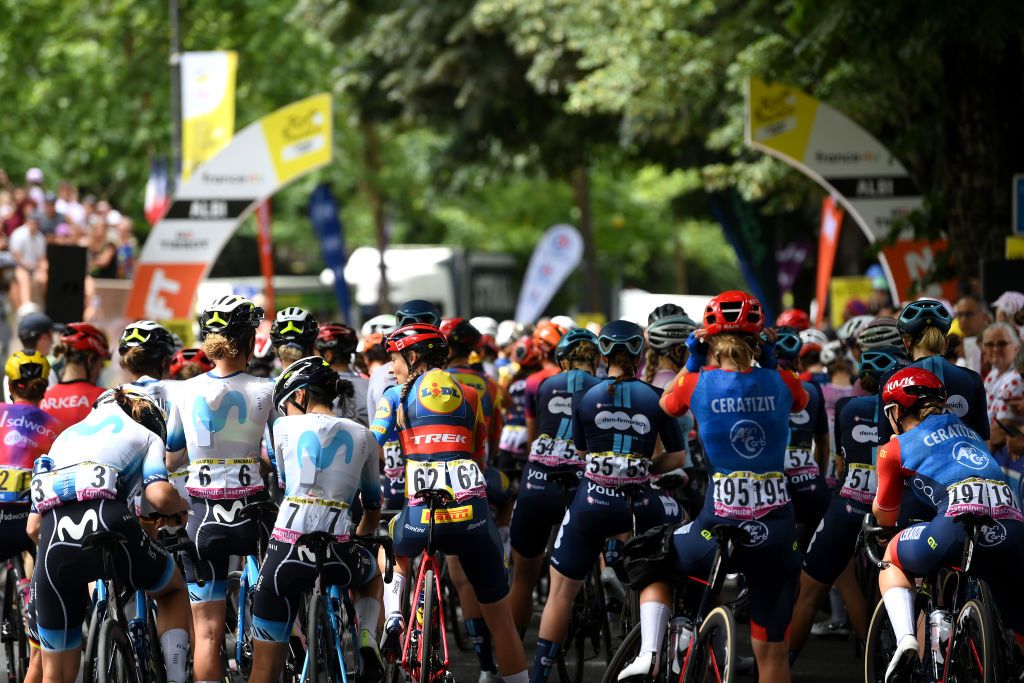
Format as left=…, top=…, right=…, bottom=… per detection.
left=298, top=429, right=354, bottom=470
left=194, top=391, right=247, bottom=435
left=67, top=415, right=124, bottom=438
left=211, top=500, right=244, bottom=523
left=56, top=509, right=99, bottom=542
left=297, top=545, right=317, bottom=564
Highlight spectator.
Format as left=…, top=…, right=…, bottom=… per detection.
left=9, top=214, right=48, bottom=307
left=983, top=321, right=1022, bottom=421
left=993, top=291, right=1024, bottom=338
left=87, top=216, right=118, bottom=278
left=3, top=188, right=34, bottom=236
left=55, top=181, right=85, bottom=226
left=953, top=294, right=990, bottom=373
left=115, top=217, right=137, bottom=278
left=990, top=346, right=1024, bottom=451
left=24, top=168, right=45, bottom=209
left=35, top=192, right=66, bottom=238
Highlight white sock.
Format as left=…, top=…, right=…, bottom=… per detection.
left=639, top=601, right=670, bottom=654
left=160, top=628, right=189, bottom=683
left=882, top=587, right=915, bottom=642
left=355, top=596, right=382, bottom=640
left=383, top=573, right=406, bottom=618
left=503, top=671, right=528, bottom=683
left=829, top=586, right=847, bottom=624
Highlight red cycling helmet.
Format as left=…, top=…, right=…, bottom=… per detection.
left=513, top=336, right=542, bottom=366
left=316, top=323, right=359, bottom=355
left=385, top=323, right=448, bottom=354
left=882, top=367, right=946, bottom=420
left=703, top=291, right=764, bottom=336
left=169, top=348, right=214, bottom=377
left=439, top=317, right=482, bottom=351
left=62, top=322, right=111, bottom=359
left=533, top=321, right=566, bottom=354
left=775, top=309, right=811, bottom=332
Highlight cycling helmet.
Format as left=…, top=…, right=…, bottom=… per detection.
left=858, top=347, right=909, bottom=382
left=533, top=321, right=566, bottom=354
left=857, top=317, right=902, bottom=350
left=199, top=295, right=264, bottom=339
left=469, top=316, right=499, bottom=338
left=17, top=312, right=55, bottom=344
left=361, top=314, right=397, bottom=337
left=819, top=339, right=843, bottom=365
left=270, top=307, right=319, bottom=348
left=512, top=337, right=542, bottom=366
left=316, top=323, right=359, bottom=356
left=169, top=348, right=214, bottom=377
left=62, top=322, right=111, bottom=359
left=95, top=387, right=167, bottom=443
left=550, top=315, right=577, bottom=331
left=385, top=323, right=448, bottom=355
left=394, top=300, right=441, bottom=327
left=170, top=332, right=184, bottom=352
left=898, top=298, right=953, bottom=338
left=119, top=320, right=175, bottom=359
left=704, top=291, right=764, bottom=336
left=274, top=356, right=339, bottom=413
left=647, top=314, right=697, bottom=351
left=5, top=350, right=49, bottom=382
left=253, top=334, right=274, bottom=361
left=597, top=320, right=646, bottom=358
left=439, top=318, right=482, bottom=353
left=774, top=326, right=803, bottom=360
left=775, top=309, right=811, bottom=332
left=648, top=303, right=687, bottom=325
left=496, top=320, right=522, bottom=348
left=555, top=328, right=598, bottom=363
left=798, top=329, right=829, bottom=356
left=837, top=315, right=873, bottom=347
left=882, top=367, right=946, bottom=422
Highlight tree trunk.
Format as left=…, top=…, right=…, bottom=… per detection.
left=571, top=165, right=600, bottom=314
left=360, top=120, right=390, bottom=311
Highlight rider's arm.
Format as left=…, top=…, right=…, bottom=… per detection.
left=571, top=391, right=589, bottom=458
left=164, top=391, right=188, bottom=471
left=810, top=383, right=829, bottom=471
left=142, top=434, right=186, bottom=515
left=487, top=386, right=502, bottom=457
left=356, top=432, right=382, bottom=535
left=466, top=387, right=487, bottom=470
left=369, top=389, right=399, bottom=447
left=26, top=512, right=39, bottom=544
left=660, top=371, right=699, bottom=417
left=973, top=378, right=992, bottom=449
left=524, top=376, right=540, bottom=442
left=779, top=369, right=809, bottom=412
left=652, top=410, right=686, bottom=474
left=872, top=437, right=904, bottom=527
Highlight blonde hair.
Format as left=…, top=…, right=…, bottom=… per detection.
left=710, top=334, right=755, bottom=371
left=642, top=347, right=660, bottom=384
left=908, top=326, right=946, bottom=356
left=562, top=341, right=599, bottom=372
left=201, top=333, right=241, bottom=360
left=276, top=345, right=304, bottom=365
left=917, top=397, right=946, bottom=421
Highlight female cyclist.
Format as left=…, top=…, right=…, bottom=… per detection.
left=249, top=357, right=384, bottom=683
left=169, top=348, right=214, bottom=381
left=508, top=328, right=601, bottom=631
left=315, top=322, right=370, bottom=426
left=644, top=305, right=698, bottom=467
left=370, top=323, right=528, bottom=683
left=532, top=320, right=685, bottom=683
left=29, top=387, right=190, bottom=683
left=164, top=295, right=275, bottom=683
left=119, top=320, right=176, bottom=402
left=40, top=322, right=110, bottom=431
left=642, top=291, right=807, bottom=683
left=269, top=307, right=319, bottom=370
left=873, top=367, right=1024, bottom=680
left=495, top=337, right=542, bottom=476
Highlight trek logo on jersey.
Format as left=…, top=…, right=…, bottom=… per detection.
left=852, top=424, right=878, bottom=443
left=789, top=410, right=809, bottom=425
left=56, top=509, right=99, bottom=542
left=710, top=396, right=777, bottom=414
left=400, top=425, right=474, bottom=454
left=548, top=396, right=572, bottom=416
left=945, top=394, right=968, bottom=418
left=594, top=411, right=651, bottom=435
left=951, top=441, right=989, bottom=471
left=922, top=422, right=981, bottom=447
left=729, top=419, right=766, bottom=459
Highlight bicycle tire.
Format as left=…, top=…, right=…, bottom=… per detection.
left=863, top=599, right=901, bottom=683
left=146, top=602, right=167, bottom=683
left=2, top=568, right=25, bottom=683
left=600, top=623, right=653, bottom=683
left=82, top=594, right=106, bottom=683
left=949, top=598, right=999, bottom=683
left=420, top=568, right=436, bottom=683
left=682, top=606, right=736, bottom=683
left=307, top=595, right=340, bottom=683
left=97, top=618, right=140, bottom=683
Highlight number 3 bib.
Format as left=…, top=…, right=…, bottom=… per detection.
left=712, top=470, right=789, bottom=520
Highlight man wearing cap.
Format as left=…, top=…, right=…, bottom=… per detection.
left=8, top=214, right=48, bottom=306
left=4, top=312, right=58, bottom=402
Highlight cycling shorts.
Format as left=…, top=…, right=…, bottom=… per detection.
left=671, top=505, right=799, bottom=642
left=789, top=472, right=830, bottom=531
left=550, top=480, right=682, bottom=581
left=251, top=538, right=377, bottom=643
left=382, top=478, right=406, bottom=511
left=185, top=495, right=274, bottom=603
left=34, top=499, right=174, bottom=651
left=509, top=463, right=581, bottom=559
left=0, top=506, right=33, bottom=562
left=484, top=467, right=515, bottom=508
left=802, top=495, right=869, bottom=585
left=390, top=497, right=508, bottom=604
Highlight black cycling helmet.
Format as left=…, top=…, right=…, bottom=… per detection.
left=18, top=312, right=56, bottom=346
left=270, top=307, right=319, bottom=349
left=648, top=303, right=687, bottom=325
left=439, top=318, right=482, bottom=354
left=597, top=320, right=646, bottom=358
left=647, top=314, right=697, bottom=352
left=395, top=299, right=441, bottom=327
left=898, top=299, right=953, bottom=338
left=315, top=323, right=359, bottom=356
left=198, top=295, right=264, bottom=339
left=119, top=320, right=176, bottom=359
left=774, top=326, right=803, bottom=360
left=274, top=356, right=340, bottom=414
left=95, top=387, right=167, bottom=444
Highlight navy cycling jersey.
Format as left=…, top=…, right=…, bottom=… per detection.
left=504, top=377, right=528, bottom=428
left=789, top=382, right=827, bottom=449
left=877, top=356, right=989, bottom=443
left=536, top=370, right=601, bottom=440
left=834, top=396, right=880, bottom=468
left=572, top=378, right=683, bottom=457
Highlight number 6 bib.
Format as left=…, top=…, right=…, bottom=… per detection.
left=187, top=457, right=261, bottom=499
left=712, top=470, right=789, bottom=520
left=405, top=458, right=486, bottom=502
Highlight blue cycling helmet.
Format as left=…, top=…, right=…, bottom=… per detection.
left=857, top=346, right=909, bottom=381
left=395, top=299, right=441, bottom=327
left=897, top=299, right=952, bottom=338
left=774, top=326, right=803, bottom=360
left=555, top=328, right=598, bottom=363
left=597, top=320, right=645, bottom=358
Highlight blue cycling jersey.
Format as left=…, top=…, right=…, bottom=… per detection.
left=536, top=370, right=601, bottom=440
left=572, top=378, right=683, bottom=457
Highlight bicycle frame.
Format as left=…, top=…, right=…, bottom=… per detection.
left=234, top=553, right=262, bottom=669
left=400, top=494, right=450, bottom=682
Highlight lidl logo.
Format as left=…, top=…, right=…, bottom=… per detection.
left=417, top=374, right=463, bottom=414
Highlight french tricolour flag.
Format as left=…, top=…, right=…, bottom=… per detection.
left=144, top=158, right=171, bottom=226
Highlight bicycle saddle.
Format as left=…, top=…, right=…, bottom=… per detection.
left=709, top=525, right=750, bottom=545
left=240, top=500, right=279, bottom=520
left=82, top=531, right=127, bottom=551
left=547, top=471, right=581, bottom=489
left=416, top=489, right=455, bottom=506
left=296, top=531, right=335, bottom=555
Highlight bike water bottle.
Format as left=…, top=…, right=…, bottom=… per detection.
left=928, top=610, right=950, bottom=664
left=669, top=616, right=695, bottom=674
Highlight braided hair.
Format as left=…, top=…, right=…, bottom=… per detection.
left=396, top=344, right=449, bottom=429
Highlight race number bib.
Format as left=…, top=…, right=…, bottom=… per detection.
left=31, top=462, right=121, bottom=512
left=404, top=458, right=486, bottom=502
left=712, top=470, right=789, bottom=520
left=584, top=453, right=651, bottom=487
left=383, top=441, right=404, bottom=481
left=169, top=468, right=189, bottom=500
left=946, top=478, right=1024, bottom=522
left=272, top=496, right=352, bottom=543
left=0, top=466, right=32, bottom=504
left=839, top=463, right=877, bottom=505
left=186, top=457, right=261, bottom=499
left=784, top=448, right=818, bottom=479
left=530, top=434, right=584, bottom=468
left=498, top=425, right=528, bottom=454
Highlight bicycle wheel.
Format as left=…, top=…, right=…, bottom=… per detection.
left=442, top=570, right=472, bottom=652
left=863, top=599, right=901, bottom=683
left=307, top=595, right=341, bottom=683
left=419, top=569, right=436, bottom=683
left=1, top=570, right=22, bottom=683
left=145, top=603, right=167, bottom=683
left=948, top=598, right=999, bottom=683
left=82, top=595, right=105, bottom=683
left=224, top=570, right=254, bottom=681
left=682, top=606, right=736, bottom=683
left=97, top=618, right=140, bottom=683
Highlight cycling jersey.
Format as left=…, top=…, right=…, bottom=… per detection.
left=334, top=370, right=370, bottom=427
left=366, top=363, right=401, bottom=507
left=650, top=368, right=694, bottom=467
left=497, top=375, right=529, bottom=466
left=785, top=381, right=829, bottom=530
left=531, top=369, right=601, bottom=468
left=40, top=380, right=105, bottom=431
left=449, top=363, right=503, bottom=457
left=0, top=403, right=61, bottom=505
left=124, top=376, right=185, bottom=511
left=523, top=365, right=559, bottom=420
left=366, top=362, right=396, bottom=418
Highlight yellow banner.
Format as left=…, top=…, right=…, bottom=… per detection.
left=261, top=93, right=332, bottom=186
left=181, top=51, right=238, bottom=181
left=1007, top=236, right=1024, bottom=259
left=829, top=276, right=873, bottom=329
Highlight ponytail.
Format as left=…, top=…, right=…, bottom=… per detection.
left=911, top=327, right=947, bottom=357
left=642, top=347, right=659, bottom=384
left=606, top=348, right=638, bottom=394
left=396, top=346, right=448, bottom=429
left=710, top=334, right=755, bottom=371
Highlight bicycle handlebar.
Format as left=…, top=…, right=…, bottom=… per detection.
left=858, top=513, right=895, bottom=569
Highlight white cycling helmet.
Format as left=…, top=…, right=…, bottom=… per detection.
left=361, top=314, right=396, bottom=337
left=496, top=320, right=520, bottom=348
left=837, top=315, right=873, bottom=346
left=798, top=329, right=829, bottom=352
left=819, top=339, right=843, bottom=365
left=469, top=316, right=499, bottom=338
left=550, top=315, right=578, bottom=330
left=857, top=317, right=902, bottom=350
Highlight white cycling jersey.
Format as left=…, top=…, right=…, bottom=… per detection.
left=166, top=370, right=274, bottom=500
left=271, top=412, right=380, bottom=543
left=366, top=362, right=396, bottom=418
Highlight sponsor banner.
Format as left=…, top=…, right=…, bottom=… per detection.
left=181, top=51, right=238, bottom=181
left=879, top=239, right=958, bottom=302
left=309, top=184, right=352, bottom=323
left=1007, top=235, right=1024, bottom=259
left=815, top=197, right=844, bottom=327
left=828, top=276, right=873, bottom=330
left=776, top=240, right=811, bottom=295
left=514, top=224, right=584, bottom=323
left=126, top=94, right=332, bottom=320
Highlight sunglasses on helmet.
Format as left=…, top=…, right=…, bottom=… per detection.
left=597, top=335, right=644, bottom=357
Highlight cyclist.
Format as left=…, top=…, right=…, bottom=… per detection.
left=40, top=323, right=109, bottom=431
left=118, top=320, right=176, bottom=405
left=169, top=347, right=214, bottom=381
left=789, top=347, right=908, bottom=658
left=532, top=320, right=685, bottom=683
left=250, top=357, right=384, bottom=683
left=495, top=337, right=542, bottom=477
left=857, top=317, right=903, bottom=352
left=798, top=328, right=830, bottom=384
left=164, top=295, right=275, bottom=683
left=872, top=366, right=1024, bottom=680
left=776, top=308, right=811, bottom=332
left=248, top=333, right=277, bottom=378
left=316, top=322, right=370, bottom=426
left=643, top=291, right=807, bottom=683
left=366, top=300, right=439, bottom=417
left=508, top=328, right=601, bottom=632
left=643, top=305, right=698, bottom=466
left=4, top=311, right=57, bottom=402
left=371, top=323, right=528, bottom=683
left=523, top=321, right=565, bottom=415
left=28, top=387, right=190, bottom=683
left=837, top=314, right=873, bottom=365
left=269, top=307, right=319, bottom=370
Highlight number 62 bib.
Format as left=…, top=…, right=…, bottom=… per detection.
left=404, top=458, right=486, bottom=502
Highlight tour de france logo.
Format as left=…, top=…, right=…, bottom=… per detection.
left=952, top=441, right=988, bottom=470
left=730, top=419, right=767, bottom=459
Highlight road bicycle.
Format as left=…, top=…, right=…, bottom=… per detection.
left=1, top=553, right=30, bottom=683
